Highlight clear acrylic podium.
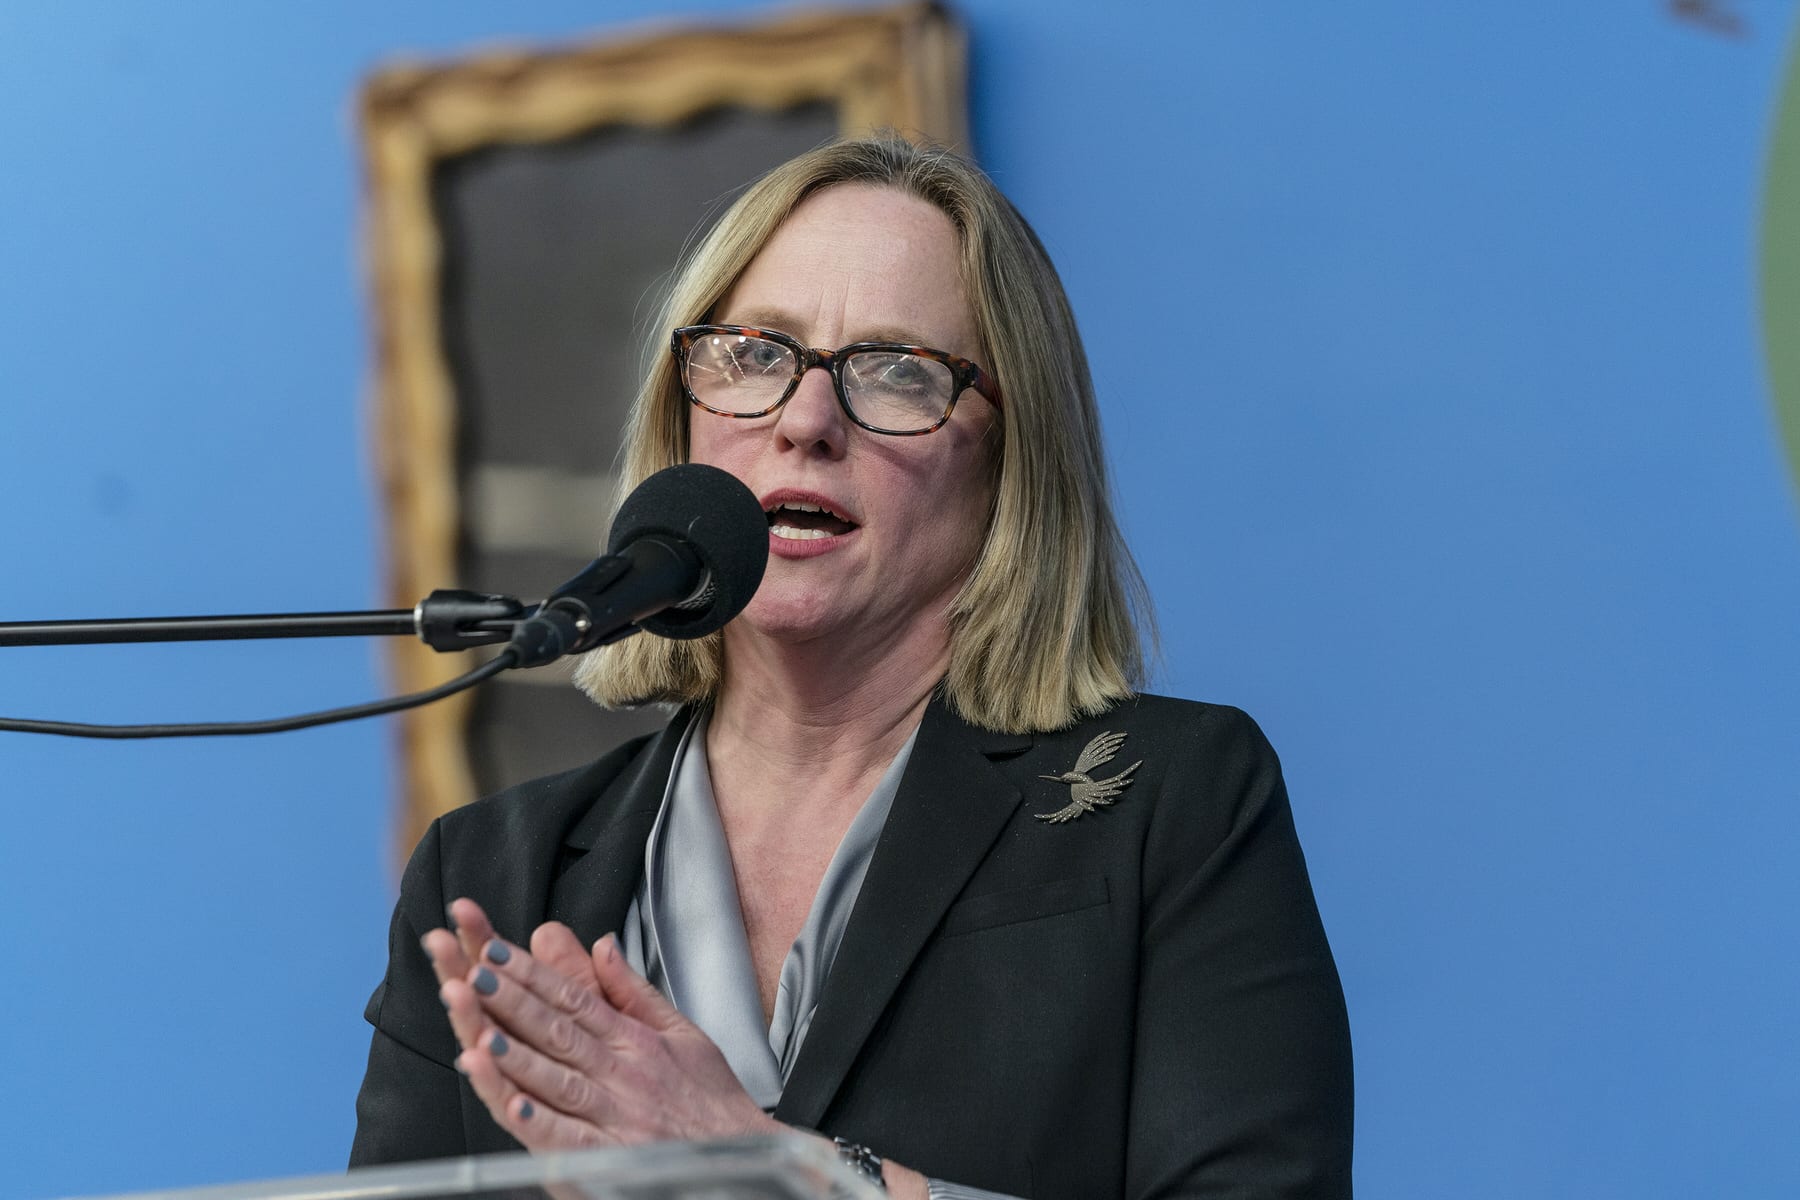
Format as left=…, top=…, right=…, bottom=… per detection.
left=73, top=1136, right=884, bottom=1200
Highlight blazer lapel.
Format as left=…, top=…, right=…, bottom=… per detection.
left=547, top=707, right=695, bottom=946
left=775, top=698, right=1031, bottom=1127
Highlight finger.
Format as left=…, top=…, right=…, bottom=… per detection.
left=468, top=943, right=628, bottom=1064
left=448, top=897, right=499, bottom=968
left=422, top=924, right=492, bottom=1052
left=458, top=1033, right=607, bottom=1151
left=591, top=933, right=685, bottom=1031
left=479, top=1006, right=635, bottom=1138
left=529, top=922, right=604, bottom=998
left=420, top=927, right=469, bottom=988
left=483, top=930, right=627, bottom=1038
left=438, top=972, right=495, bottom=1055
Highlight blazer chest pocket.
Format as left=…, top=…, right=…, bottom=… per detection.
left=938, top=874, right=1109, bottom=938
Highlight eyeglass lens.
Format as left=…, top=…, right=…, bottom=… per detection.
left=684, top=331, right=955, bottom=432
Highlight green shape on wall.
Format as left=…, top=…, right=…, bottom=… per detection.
left=1764, top=24, right=1800, bottom=500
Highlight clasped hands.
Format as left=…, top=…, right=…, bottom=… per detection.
left=422, top=897, right=780, bottom=1150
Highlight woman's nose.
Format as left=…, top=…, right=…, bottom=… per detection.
left=772, top=365, right=848, bottom=455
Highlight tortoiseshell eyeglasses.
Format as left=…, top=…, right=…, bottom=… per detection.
left=671, top=324, right=1003, bottom=437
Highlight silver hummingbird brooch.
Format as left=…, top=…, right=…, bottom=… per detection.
left=1034, top=730, right=1142, bottom=824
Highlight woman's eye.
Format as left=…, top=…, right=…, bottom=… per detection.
left=876, top=357, right=935, bottom=391
left=732, top=340, right=787, bottom=372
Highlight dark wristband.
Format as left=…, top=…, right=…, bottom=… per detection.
left=831, top=1135, right=887, bottom=1192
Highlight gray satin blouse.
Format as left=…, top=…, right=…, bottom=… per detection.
left=619, top=709, right=912, bottom=1108
left=617, top=710, right=1016, bottom=1200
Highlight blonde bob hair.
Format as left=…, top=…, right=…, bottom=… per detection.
left=573, top=135, right=1150, bottom=733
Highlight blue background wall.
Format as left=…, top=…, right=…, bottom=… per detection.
left=3, top=3, right=1797, bottom=1196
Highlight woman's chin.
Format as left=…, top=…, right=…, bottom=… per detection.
left=731, top=591, right=852, bottom=646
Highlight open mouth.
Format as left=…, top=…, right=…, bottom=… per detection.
left=766, top=500, right=858, bottom=541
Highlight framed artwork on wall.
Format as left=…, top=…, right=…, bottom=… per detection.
left=359, top=1, right=971, bottom=863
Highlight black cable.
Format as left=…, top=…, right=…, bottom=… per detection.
left=0, top=649, right=519, bottom=739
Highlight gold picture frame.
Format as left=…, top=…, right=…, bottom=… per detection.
left=359, top=2, right=970, bottom=865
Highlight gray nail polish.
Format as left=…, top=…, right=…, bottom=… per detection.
left=490, top=1032, right=509, bottom=1057
left=519, top=1100, right=535, bottom=1120
left=473, top=967, right=498, bottom=996
left=485, top=940, right=512, bottom=965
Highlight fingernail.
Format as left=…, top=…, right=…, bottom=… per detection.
left=484, top=940, right=512, bottom=965
left=444, top=906, right=458, bottom=932
left=439, top=990, right=451, bottom=1010
left=519, top=1100, right=535, bottom=1120
left=490, top=1032, right=509, bottom=1057
left=454, top=1054, right=470, bottom=1076
left=419, top=935, right=435, bottom=957
left=473, top=967, right=498, bottom=996
left=602, top=934, right=617, bottom=963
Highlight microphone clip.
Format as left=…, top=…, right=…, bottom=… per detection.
left=414, top=589, right=529, bottom=652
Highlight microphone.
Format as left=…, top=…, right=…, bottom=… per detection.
left=507, top=463, right=768, bottom=667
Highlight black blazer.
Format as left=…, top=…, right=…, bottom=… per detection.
left=350, top=694, right=1353, bottom=1198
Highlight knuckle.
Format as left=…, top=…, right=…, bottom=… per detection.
left=550, top=977, right=586, bottom=1015
left=559, top=1066, right=595, bottom=1113
left=547, top=1015, right=580, bottom=1057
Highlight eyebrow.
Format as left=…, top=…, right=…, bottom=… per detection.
left=721, top=308, right=940, bottom=349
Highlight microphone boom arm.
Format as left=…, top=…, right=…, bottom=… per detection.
left=0, top=589, right=529, bottom=652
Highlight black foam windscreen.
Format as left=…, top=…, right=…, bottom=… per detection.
left=606, top=463, right=768, bottom=639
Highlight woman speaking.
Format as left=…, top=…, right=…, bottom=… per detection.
left=350, top=136, right=1353, bottom=1199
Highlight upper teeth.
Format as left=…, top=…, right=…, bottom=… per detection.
left=771, top=500, right=847, bottom=519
